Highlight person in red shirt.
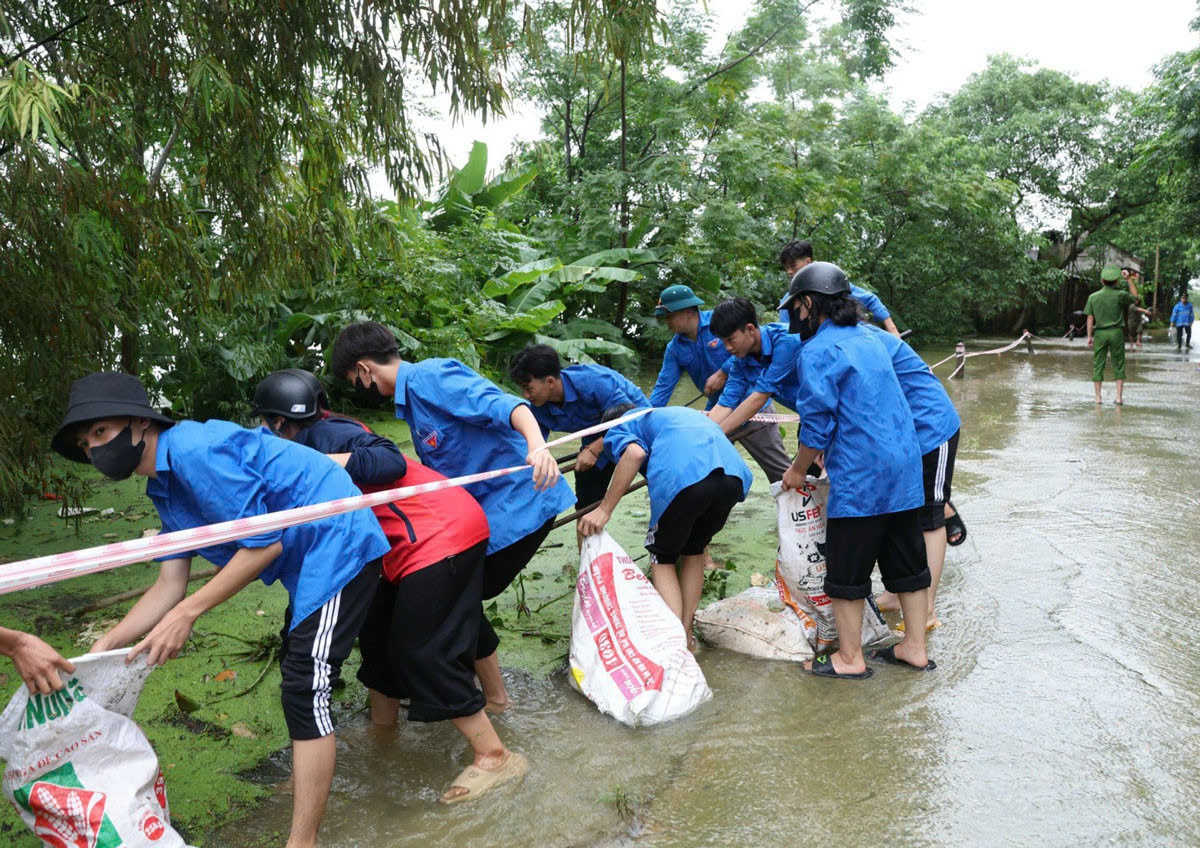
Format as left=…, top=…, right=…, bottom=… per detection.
left=252, top=370, right=527, bottom=804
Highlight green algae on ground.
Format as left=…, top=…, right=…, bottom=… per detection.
left=0, top=409, right=788, bottom=845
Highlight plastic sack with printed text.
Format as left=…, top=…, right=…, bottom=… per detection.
left=569, top=532, right=712, bottom=726
left=773, top=478, right=894, bottom=652
left=0, top=649, right=194, bottom=848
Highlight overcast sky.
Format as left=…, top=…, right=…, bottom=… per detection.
left=399, top=0, right=1198, bottom=192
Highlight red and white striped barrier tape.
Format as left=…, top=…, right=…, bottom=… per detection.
left=0, top=408, right=655, bottom=595
left=748, top=412, right=800, bottom=424
left=931, top=331, right=1032, bottom=371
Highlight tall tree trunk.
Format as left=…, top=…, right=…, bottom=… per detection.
left=616, top=58, right=630, bottom=326
left=564, top=98, right=573, bottom=183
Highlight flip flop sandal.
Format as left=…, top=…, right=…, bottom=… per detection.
left=871, top=645, right=937, bottom=671
left=440, top=752, right=529, bottom=805
left=809, top=654, right=874, bottom=680
left=945, top=501, right=967, bottom=547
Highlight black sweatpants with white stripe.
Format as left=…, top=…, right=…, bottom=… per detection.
left=919, top=430, right=959, bottom=532
left=279, top=558, right=382, bottom=740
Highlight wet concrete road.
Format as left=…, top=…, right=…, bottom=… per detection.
left=218, top=335, right=1200, bottom=848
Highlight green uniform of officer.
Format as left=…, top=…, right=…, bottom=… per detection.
left=1085, top=263, right=1138, bottom=404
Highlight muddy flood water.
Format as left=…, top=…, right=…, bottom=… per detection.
left=216, top=334, right=1200, bottom=848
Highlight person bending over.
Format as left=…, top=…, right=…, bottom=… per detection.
left=780, top=262, right=935, bottom=678
left=707, top=298, right=803, bottom=483
left=578, top=406, right=752, bottom=649
left=253, top=369, right=525, bottom=804
left=330, top=321, right=574, bottom=713
left=54, top=372, right=389, bottom=848
left=509, top=344, right=649, bottom=545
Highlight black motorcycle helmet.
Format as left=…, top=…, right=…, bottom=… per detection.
left=777, top=261, right=851, bottom=310
left=252, top=369, right=328, bottom=421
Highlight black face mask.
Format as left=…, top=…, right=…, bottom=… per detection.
left=789, top=303, right=819, bottom=341
left=354, top=375, right=391, bottom=407
left=90, top=423, right=146, bottom=480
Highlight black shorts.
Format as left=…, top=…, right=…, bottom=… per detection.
left=279, top=557, right=382, bottom=741
left=356, top=540, right=488, bottom=722
left=825, top=509, right=930, bottom=600
left=477, top=517, right=555, bottom=658
left=645, top=470, right=743, bottom=565
left=920, top=429, right=959, bottom=531
left=574, top=463, right=615, bottom=510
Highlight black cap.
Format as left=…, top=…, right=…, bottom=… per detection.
left=778, top=261, right=851, bottom=309
left=252, top=370, right=328, bottom=420
left=52, top=372, right=175, bottom=464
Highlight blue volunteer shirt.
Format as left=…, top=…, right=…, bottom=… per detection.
left=393, top=358, right=574, bottom=553
left=717, top=322, right=803, bottom=412
left=602, top=407, right=753, bottom=527
left=146, top=420, right=390, bottom=631
left=529, top=364, right=650, bottom=468
left=797, top=321, right=923, bottom=518
left=865, top=324, right=961, bottom=454
left=1171, top=301, right=1195, bottom=326
left=777, top=283, right=893, bottom=325
left=649, top=310, right=736, bottom=411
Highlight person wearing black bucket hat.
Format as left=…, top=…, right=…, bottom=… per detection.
left=53, top=370, right=391, bottom=848
left=50, top=372, right=175, bottom=472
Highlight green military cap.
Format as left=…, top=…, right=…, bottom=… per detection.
left=654, top=284, right=705, bottom=316
left=1100, top=264, right=1122, bottom=282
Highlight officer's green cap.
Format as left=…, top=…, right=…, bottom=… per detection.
left=654, top=284, right=705, bottom=316
left=1100, top=264, right=1121, bottom=282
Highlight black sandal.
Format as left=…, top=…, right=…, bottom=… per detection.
left=945, top=500, right=967, bottom=546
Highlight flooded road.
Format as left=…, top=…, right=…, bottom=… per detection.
left=217, top=335, right=1200, bottom=848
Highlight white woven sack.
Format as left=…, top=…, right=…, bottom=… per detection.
left=0, top=649, right=194, bottom=848
left=569, top=532, right=712, bottom=726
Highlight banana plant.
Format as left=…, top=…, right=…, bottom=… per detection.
left=477, top=249, right=656, bottom=364
left=425, top=141, right=538, bottom=231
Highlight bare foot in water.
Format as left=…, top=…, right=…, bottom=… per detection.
left=875, top=590, right=901, bottom=612
left=485, top=699, right=511, bottom=714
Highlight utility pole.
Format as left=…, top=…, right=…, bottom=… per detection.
left=1153, top=246, right=1160, bottom=315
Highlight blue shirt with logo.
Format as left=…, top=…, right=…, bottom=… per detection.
left=717, top=323, right=803, bottom=412
left=146, top=420, right=390, bottom=631
left=528, top=364, right=649, bottom=469
left=1171, top=301, right=1195, bottom=326
left=649, top=310, right=736, bottom=411
left=602, top=407, right=753, bottom=527
left=864, top=324, right=961, bottom=455
left=393, top=358, right=575, bottom=553
left=797, top=322, right=923, bottom=518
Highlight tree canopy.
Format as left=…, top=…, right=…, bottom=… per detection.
left=2, top=0, right=1199, bottom=514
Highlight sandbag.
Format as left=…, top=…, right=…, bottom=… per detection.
left=569, top=532, right=712, bottom=726
left=773, top=479, right=894, bottom=652
left=694, top=586, right=815, bottom=662
left=0, top=649, right=194, bottom=848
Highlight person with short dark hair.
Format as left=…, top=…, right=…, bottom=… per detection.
left=578, top=406, right=753, bottom=648
left=779, top=240, right=901, bottom=336
left=55, top=371, right=390, bottom=848
left=252, top=370, right=526, bottom=804
left=508, top=344, right=649, bottom=528
left=1170, top=292, right=1194, bottom=351
left=780, top=262, right=934, bottom=678
left=707, top=298, right=804, bottom=446
left=330, top=321, right=574, bottom=713
left=652, top=285, right=794, bottom=482
left=1086, top=264, right=1140, bottom=404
